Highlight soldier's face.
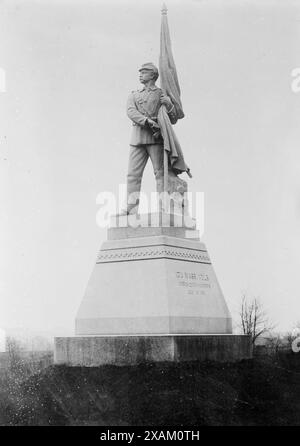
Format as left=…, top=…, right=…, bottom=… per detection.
left=139, top=69, right=155, bottom=84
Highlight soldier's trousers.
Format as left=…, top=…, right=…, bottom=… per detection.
left=126, top=144, right=164, bottom=213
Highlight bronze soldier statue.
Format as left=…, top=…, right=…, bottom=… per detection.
left=121, top=62, right=178, bottom=215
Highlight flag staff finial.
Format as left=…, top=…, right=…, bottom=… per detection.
left=161, top=3, right=167, bottom=15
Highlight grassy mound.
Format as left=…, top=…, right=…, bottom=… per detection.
left=0, top=353, right=299, bottom=426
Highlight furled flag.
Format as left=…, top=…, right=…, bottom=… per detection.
left=158, top=4, right=192, bottom=177
left=159, top=3, right=184, bottom=119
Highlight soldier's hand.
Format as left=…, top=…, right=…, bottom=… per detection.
left=146, top=118, right=160, bottom=130
left=160, top=94, right=172, bottom=109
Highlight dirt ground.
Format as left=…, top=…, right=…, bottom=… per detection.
left=0, top=352, right=299, bottom=426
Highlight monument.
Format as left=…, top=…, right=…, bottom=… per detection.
left=54, top=6, right=252, bottom=366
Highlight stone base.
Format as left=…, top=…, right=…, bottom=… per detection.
left=75, top=221, right=232, bottom=336
left=54, top=335, right=252, bottom=366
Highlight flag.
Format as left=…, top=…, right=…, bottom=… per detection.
left=159, top=3, right=184, bottom=119
left=158, top=4, right=192, bottom=177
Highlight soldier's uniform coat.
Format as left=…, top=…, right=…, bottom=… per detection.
left=127, top=85, right=177, bottom=146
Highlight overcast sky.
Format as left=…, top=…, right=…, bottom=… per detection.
left=0, top=0, right=300, bottom=338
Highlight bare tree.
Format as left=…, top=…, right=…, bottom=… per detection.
left=286, top=331, right=295, bottom=347
left=266, top=333, right=283, bottom=355
left=239, top=294, right=274, bottom=345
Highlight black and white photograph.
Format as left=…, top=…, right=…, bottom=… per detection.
left=0, top=0, right=300, bottom=432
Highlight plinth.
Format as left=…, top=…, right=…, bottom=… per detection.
left=54, top=212, right=252, bottom=365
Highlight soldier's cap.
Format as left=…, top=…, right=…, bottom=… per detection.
left=139, top=63, right=159, bottom=74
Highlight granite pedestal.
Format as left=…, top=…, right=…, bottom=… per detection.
left=54, top=212, right=252, bottom=365
left=54, top=334, right=252, bottom=366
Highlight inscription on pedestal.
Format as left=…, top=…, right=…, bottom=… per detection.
left=175, top=271, right=211, bottom=296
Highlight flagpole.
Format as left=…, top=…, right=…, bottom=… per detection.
left=163, top=130, right=168, bottom=213
left=162, top=4, right=168, bottom=214
left=159, top=3, right=191, bottom=216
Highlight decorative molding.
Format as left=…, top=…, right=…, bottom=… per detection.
left=96, top=245, right=211, bottom=264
